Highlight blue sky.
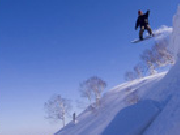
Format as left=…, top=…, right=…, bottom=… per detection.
left=0, top=0, right=179, bottom=135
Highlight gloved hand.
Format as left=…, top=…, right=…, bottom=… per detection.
left=147, top=9, right=150, bottom=16
left=135, top=26, right=138, bottom=30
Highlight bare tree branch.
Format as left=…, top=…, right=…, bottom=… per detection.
left=79, top=76, right=106, bottom=108
left=44, top=94, right=72, bottom=127
left=124, top=71, right=136, bottom=81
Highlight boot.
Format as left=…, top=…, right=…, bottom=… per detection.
left=139, top=36, right=143, bottom=41
left=147, top=26, right=153, bottom=36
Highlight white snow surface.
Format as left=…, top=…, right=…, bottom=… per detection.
left=55, top=72, right=166, bottom=135
left=55, top=5, right=180, bottom=135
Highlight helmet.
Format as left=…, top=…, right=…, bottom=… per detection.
left=138, top=10, right=143, bottom=15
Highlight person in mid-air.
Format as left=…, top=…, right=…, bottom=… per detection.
left=135, top=9, right=153, bottom=41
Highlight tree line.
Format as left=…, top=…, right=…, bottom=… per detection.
left=44, top=37, right=174, bottom=128
left=44, top=76, right=106, bottom=127
left=125, top=38, right=174, bottom=81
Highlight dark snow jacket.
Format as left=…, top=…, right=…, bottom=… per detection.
left=135, top=10, right=150, bottom=29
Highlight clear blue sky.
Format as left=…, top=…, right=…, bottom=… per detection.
left=0, top=0, right=179, bottom=135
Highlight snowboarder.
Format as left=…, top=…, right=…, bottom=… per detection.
left=135, top=9, right=153, bottom=41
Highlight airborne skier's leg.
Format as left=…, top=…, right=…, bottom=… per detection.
left=147, top=25, right=153, bottom=36
left=139, top=26, right=144, bottom=40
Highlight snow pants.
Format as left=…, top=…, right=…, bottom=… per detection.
left=139, top=25, right=152, bottom=39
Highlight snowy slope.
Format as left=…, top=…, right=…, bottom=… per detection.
left=55, top=72, right=166, bottom=135
left=55, top=5, right=180, bottom=135
left=103, top=5, right=180, bottom=135
left=143, top=5, right=180, bottom=135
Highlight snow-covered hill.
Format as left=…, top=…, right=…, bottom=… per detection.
left=55, top=5, right=180, bottom=135
left=55, top=72, right=166, bottom=135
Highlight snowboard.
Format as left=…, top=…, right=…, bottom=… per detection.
left=131, top=33, right=161, bottom=43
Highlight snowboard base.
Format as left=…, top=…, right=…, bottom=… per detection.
left=131, top=33, right=161, bottom=43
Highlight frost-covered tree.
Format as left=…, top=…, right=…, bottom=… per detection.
left=140, top=39, right=174, bottom=76
left=79, top=80, right=93, bottom=104
left=124, top=71, right=136, bottom=81
left=140, top=49, right=157, bottom=75
left=44, top=94, right=72, bottom=127
left=88, top=76, right=106, bottom=107
left=79, top=76, right=106, bottom=107
left=133, top=63, right=146, bottom=79
left=151, top=39, right=174, bottom=67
